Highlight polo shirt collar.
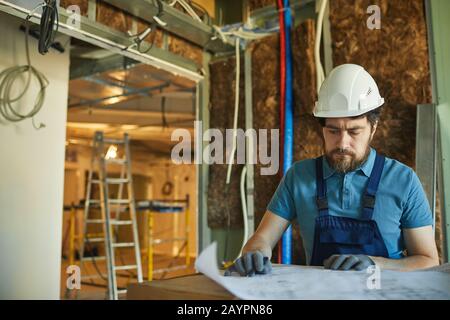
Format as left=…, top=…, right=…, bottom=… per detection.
left=322, top=147, right=376, bottom=179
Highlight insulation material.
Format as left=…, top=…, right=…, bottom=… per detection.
left=96, top=1, right=134, bottom=34
left=329, top=0, right=442, bottom=259
left=207, top=57, right=246, bottom=229
left=292, top=20, right=322, bottom=161
left=168, top=37, right=204, bottom=67
left=329, top=0, right=432, bottom=168
left=250, top=34, right=281, bottom=231
left=248, top=0, right=276, bottom=12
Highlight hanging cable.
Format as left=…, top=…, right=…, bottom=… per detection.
left=239, top=166, right=248, bottom=255
left=315, top=0, right=327, bottom=91
left=152, top=0, right=168, bottom=27
left=225, top=37, right=241, bottom=185
left=168, top=0, right=202, bottom=23
left=39, top=0, right=59, bottom=55
left=0, top=4, right=49, bottom=129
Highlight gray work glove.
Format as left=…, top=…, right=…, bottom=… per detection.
left=323, top=254, right=375, bottom=271
left=224, top=251, right=272, bottom=277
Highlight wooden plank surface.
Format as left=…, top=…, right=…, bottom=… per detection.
left=127, top=274, right=235, bottom=300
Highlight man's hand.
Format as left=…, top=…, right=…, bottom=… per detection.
left=224, top=251, right=272, bottom=277
left=323, top=254, right=375, bottom=271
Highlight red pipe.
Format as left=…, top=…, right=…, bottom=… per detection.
left=276, top=0, right=286, bottom=264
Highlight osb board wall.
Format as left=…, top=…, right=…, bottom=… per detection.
left=248, top=0, right=275, bottom=12
left=328, top=0, right=440, bottom=258
left=329, top=0, right=432, bottom=168
left=207, top=57, right=246, bottom=229
left=208, top=20, right=317, bottom=265
left=60, top=0, right=203, bottom=66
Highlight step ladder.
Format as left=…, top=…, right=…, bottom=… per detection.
left=80, top=131, right=143, bottom=300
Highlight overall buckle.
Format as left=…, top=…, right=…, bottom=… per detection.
left=316, top=197, right=328, bottom=210
left=363, top=194, right=376, bottom=208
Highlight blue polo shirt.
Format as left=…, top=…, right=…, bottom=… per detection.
left=267, top=148, right=433, bottom=264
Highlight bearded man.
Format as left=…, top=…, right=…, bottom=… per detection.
left=225, top=64, right=439, bottom=276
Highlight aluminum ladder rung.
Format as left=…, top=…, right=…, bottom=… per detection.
left=103, top=138, right=125, bottom=144
left=112, top=242, right=135, bottom=248
left=84, top=237, right=104, bottom=243
left=86, top=219, right=104, bottom=224
left=108, top=199, right=130, bottom=204
left=111, top=220, right=133, bottom=225
left=81, top=256, right=107, bottom=262
left=106, top=178, right=129, bottom=184
left=114, top=265, right=137, bottom=271
left=105, top=158, right=127, bottom=165
left=82, top=132, right=143, bottom=300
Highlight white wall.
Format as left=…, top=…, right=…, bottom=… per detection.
left=0, top=12, right=70, bottom=299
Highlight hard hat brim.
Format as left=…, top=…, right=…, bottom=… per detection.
left=313, top=102, right=384, bottom=119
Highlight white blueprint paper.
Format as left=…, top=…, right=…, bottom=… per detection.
left=194, top=242, right=450, bottom=300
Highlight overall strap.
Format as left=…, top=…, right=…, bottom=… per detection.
left=362, top=154, right=385, bottom=220
left=315, top=156, right=329, bottom=216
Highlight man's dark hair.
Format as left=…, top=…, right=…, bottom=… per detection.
left=317, top=107, right=382, bottom=129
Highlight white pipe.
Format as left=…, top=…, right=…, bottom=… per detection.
left=226, top=37, right=240, bottom=185
left=315, top=0, right=327, bottom=91
left=239, top=166, right=248, bottom=256
left=176, top=0, right=203, bottom=23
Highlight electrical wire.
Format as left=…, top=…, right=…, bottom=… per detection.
left=315, top=0, right=327, bottom=91
left=0, top=4, right=49, bottom=129
left=123, top=0, right=165, bottom=53
left=168, top=0, right=202, bottom=23
left=188, top=0, right=211, bottom=25
left=225, top=37, right=241, bottom=185
left=39, top=0, right=59, bottom=55
left=239, top=166, right=248, bottom=255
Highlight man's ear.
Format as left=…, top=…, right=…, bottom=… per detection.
left=370, top=122, right=378, bottom=139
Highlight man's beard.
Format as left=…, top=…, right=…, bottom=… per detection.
left=325, top=145, right=371, bottom=173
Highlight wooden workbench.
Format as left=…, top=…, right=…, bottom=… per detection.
left=127, top=274, right=236, bottom=300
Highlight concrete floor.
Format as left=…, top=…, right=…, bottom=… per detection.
left=60, top=252, right=196, bottom=300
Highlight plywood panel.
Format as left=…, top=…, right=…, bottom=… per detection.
left=248, top=0, right=275, bottom=12
left=207, top=57, right=246, bottom=229
left=329, top=0, right=432, bottom=168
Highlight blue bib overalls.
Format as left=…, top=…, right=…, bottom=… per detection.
left=310, top=154, right=389, bottom=266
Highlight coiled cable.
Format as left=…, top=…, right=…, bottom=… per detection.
left=0, top=3, right=50, bottom=129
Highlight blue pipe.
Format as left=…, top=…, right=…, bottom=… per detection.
left=281, top=0, right=293, bottom=265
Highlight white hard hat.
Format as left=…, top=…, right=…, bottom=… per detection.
left=313, top=64, right=384, bottom=118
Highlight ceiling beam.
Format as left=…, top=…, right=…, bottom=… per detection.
left=102, top=0, right=233, bottom=53
left=0, top=0, right=203, bottom=81
left=70, top=54, right=139, bottom=79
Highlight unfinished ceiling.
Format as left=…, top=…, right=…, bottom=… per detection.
left=67, top=38, right=196, bottom=155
